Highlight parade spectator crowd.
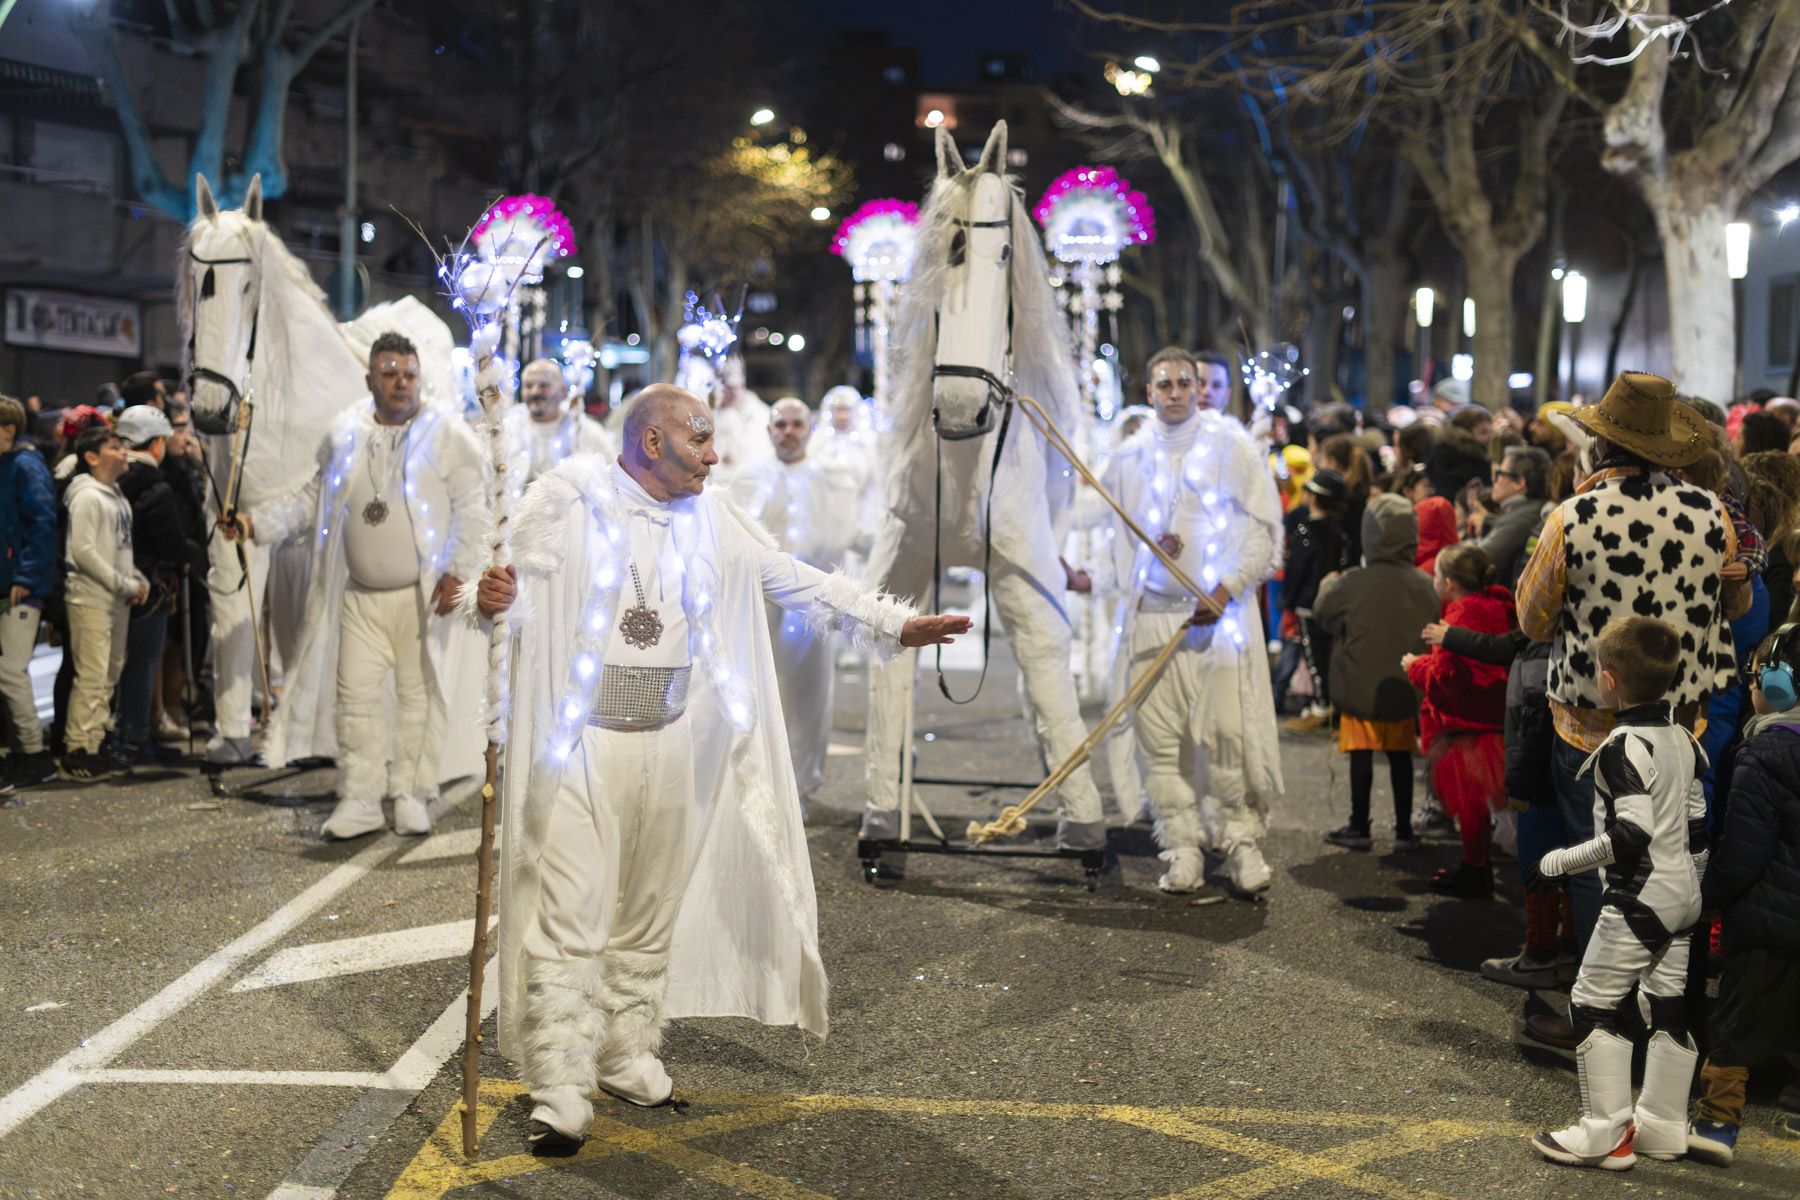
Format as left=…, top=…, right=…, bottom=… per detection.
left=1266, top=372, right=1800, bottom=1160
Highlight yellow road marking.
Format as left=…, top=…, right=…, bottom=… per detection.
left=383, top=1081, right=1533, bottom=1200
left=1152, top=1119, right=1488, bottom=1200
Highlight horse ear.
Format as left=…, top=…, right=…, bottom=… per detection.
left=195, top=174, right=218, bottom=220
left=243, top=173, right=263, bottom=221
left=977, top=121, right=1009, bottom=173
left=934, top=126, right=962, bottom=178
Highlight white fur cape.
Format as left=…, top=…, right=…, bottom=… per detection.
left=492, top=455, right=913, bottom=1055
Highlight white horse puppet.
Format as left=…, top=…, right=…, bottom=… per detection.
left=180, top=173, right=484, bottom=784
left=859, top=122, right=1108, bottom=851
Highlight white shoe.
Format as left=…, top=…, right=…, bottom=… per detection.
left=1224, top=842, right=1273, bottom=895
left=322, top=795, right=386, bottom=840
left=1156, top=846, right=1206, bottom=893
left=393, top=795, right=432, bottom=837
left=204, top=733, right=256, bottom=765
left=596, top=1046, right=673, bottom=1107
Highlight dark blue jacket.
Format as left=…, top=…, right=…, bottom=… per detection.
left=1707, top=721, right=1800, bottom=957
left=0, top=446, right=57, bottom=603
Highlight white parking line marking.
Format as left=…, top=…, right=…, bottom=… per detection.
left=0, top=784, right=475, bottom=1141
left=397, top=825, right=494, bottom=864
left=78, top=1068, right=383, bottom=1088
left=231, top=917, right=495, bottom=992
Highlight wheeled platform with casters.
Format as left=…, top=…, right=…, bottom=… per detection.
left=857, top=835, right=1110, bottom=891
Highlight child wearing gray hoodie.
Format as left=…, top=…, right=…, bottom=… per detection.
left=60, top=425, right=147, bottom=779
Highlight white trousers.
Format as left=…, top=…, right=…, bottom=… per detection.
left=206, top=528, right=268, bottom=739
left=65, top=599, right=127, bottom=754
left=0, top=602, right=44, bottom=753
left=522, top=717, right=695, bottom=1125
left=334, top=585, right=441, bottom=803
left=1126, top=610, right=1265, bottom=853
left=768, top=604, right=833, bottom=799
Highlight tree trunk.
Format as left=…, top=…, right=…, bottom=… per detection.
left=1654, top=195, right=1738, bottom=404
left=1463, top=244, right=1521, bottom=412
left=1605, top=237, right=1641, bottom=386
left=1532, top=190, right=1565, bottom=411
left=1362, top=243, right=1407, bottom=412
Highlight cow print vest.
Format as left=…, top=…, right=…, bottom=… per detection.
left=1547, top=473, right=1735, bottom=711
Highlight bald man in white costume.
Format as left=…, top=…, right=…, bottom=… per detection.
left=473, top=385, right=968, bottom=1152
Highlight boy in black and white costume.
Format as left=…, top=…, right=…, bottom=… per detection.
left=1532, top=616, right=1708, bottom=1170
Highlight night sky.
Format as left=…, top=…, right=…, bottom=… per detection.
left=826, top=0, right=1091, bottom=82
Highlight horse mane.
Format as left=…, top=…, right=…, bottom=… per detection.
left=887, top=167, right=1082, bottom=460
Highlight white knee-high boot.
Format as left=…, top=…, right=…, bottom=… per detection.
left=521, top=957, right=605, bottom=1138
left=1534, top=1028, right=1637, bottom=1169
left=596, top=947, right=673, bottom=1106
left=1634, top=1030, right=1699, bottom=1160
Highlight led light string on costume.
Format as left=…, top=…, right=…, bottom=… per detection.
left=966, top=393, right=1224, bottom=845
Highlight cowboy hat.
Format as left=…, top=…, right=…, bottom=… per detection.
left=1564, top=371, right=1706, bottom=468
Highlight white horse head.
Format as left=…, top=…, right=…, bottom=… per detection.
left=927, top=122, right=1015, bottom=440
left=181, top=174, right=265, bottom=433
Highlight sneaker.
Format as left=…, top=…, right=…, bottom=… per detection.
left=3, top=751, right=57, bottom=788
left=1283, top=707, right=1331, bottom=734
left=204, top=733, right=257, bottom=766
left=153, top=714, right=191, bottom=742
left=1533, top=1124, right=1637, bottom=1170
left=1523, top=1011, right=1579, bottom=1051
left=57, top=751, right=114, bottom=782
left=1324, top=824, right=1373, bottom=850
left=1481, top=949, right=1562, bottom=990
left=526, top=1120, right=583, bottom=1157
left=392, top=795, right=432, bottom=837
left=1391, top=833, right=1422, bottom=852
left=98, top=746, right=136, bottom=775
left=1686, top=1119, right=1737, bottom=1165
left=1430, top=862, right=1494, bottom=898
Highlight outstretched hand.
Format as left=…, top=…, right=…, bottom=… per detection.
left=899, top=613, right=973, bottom=647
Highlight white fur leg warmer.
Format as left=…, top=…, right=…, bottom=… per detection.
left=598, top=947, right=669, bottom=1060
left=520, top=956, right=604, bottom=1092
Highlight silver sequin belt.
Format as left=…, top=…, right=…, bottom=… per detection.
left=590, top=664, right=692, bottom=732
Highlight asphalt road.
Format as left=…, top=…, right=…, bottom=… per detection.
left=2, top=637, right=1795, bottom=1200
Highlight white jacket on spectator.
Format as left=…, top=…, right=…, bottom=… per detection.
left=63, top=473, right=146, bottom=609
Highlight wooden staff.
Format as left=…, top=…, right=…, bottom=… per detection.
left=460, top=328, right=511, bottom=1157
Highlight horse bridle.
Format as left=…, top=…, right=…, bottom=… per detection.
left=928, top=205, right=1017, bottom=706
left=930, top=212, right=1015, bottom=442
left=184, top=249, right=261, bottom=429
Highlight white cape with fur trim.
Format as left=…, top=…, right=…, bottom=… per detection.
left=491, top=455, right=913, bottom=1057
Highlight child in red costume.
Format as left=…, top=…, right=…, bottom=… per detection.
left=1413, top=494, right=1458, bottom=576
left=1404, top=542, right=1516, bottom=897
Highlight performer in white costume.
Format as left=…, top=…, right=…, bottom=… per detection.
left=708, top=357, right=773, bottom=476
left=472, top=385, right=967, bottom=1151
left=226, top=334, right=488, bottom=839
left=504, top=358, right=614, bottom=493
left=1099, top=346, right=1284, bottom=895
left=739, top=399, right=861, bottom=805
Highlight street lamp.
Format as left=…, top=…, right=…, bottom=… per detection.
left=750, top=108, right=775, bottom=127
left=1105, top=62, right=1153, bottom=96
left=1415, top=287, right=1434, bottom=388
left=1463, top=297, right=1476, bottom=339
left=1562, top=270, right=1587, bottom=401
left=1778, top=203, right=1799, bottom=229
left=810, top=206, right=831, bottom=222
left=1133, top=55, right=1161, bottom=72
